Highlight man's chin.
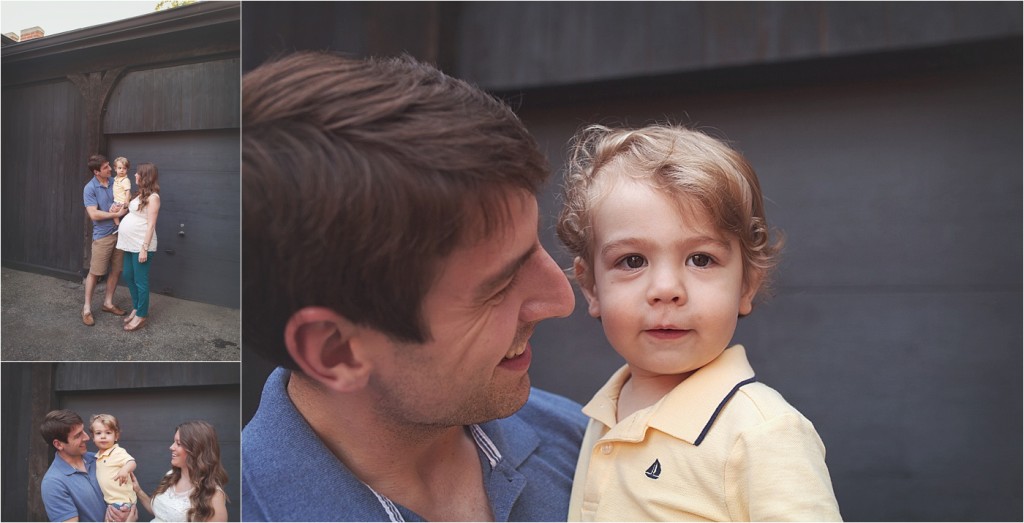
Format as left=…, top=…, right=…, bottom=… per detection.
left=490, top=374, right=532, bottom=420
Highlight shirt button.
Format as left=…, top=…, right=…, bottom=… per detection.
left=601, top=444, right=613, bottom=455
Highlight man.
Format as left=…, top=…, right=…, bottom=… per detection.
left=39, top=410, right=135, bottom=522
left=82, top=154, right=128, bottom=326
left=242, top=52, right=587, bottom=521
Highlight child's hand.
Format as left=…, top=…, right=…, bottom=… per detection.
left=116, top=467, right=131, bottom=485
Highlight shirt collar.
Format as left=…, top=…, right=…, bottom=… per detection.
left=96, top=444, right=120, bottom=459
left=253, top=367, right=538, bottom=522
left=581, top=345, right=756, bottom=446
left=54, top=451, right=96, bottom=476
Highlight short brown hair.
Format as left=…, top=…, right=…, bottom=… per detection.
left=243, top=52, right=549, bottom=369
left=113, top=157, right=130, bottom=170
left=87, top=154, right=108, bottom=175
left=557, top=124, right=783, bottom=301
left=40, top=410, right=83, bottom=449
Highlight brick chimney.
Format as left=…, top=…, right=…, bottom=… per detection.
left=20, top=26, right=44, bottom=41
left=3, top=32, right=19, bottom=42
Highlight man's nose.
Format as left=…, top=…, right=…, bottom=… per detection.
left=520, top=246, right=574, bottom=322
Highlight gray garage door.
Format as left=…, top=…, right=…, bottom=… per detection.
left=108, top=130, right=240, bottom=308
left=59, top=385, right=240, bottom=522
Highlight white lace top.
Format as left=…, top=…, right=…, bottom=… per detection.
left=115, top=194, right=159, bottom=253
left=150, top=485, right=191, bottom=522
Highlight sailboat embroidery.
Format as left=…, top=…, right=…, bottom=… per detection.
left=645, top=459, right=662, bottom=479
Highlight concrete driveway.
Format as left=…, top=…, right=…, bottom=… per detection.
left=1, top=267, right=239, bottom=361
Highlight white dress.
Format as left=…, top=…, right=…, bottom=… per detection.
left=150, top=485, right=191, bottom=522
left=116, top=194, right=158, bottom=252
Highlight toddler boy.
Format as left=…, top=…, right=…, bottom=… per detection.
left=90, top=414, right=137, bottom=512
left=557, top=124, right=841, bottom=521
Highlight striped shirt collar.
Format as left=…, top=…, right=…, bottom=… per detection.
left=363, top=424, right=503, bottom=522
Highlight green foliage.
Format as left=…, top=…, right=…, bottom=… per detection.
left=154, top=0, right=198, bottom=11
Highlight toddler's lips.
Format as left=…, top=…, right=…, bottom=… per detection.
left=644, top=328, right=691, bottom=340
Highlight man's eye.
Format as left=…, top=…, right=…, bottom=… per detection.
left=689, top=254, right=713, bottom=267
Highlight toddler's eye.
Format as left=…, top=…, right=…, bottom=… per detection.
left=689, top=254, right=713, bottom=267
left=617, top=255, right=647, bottom=270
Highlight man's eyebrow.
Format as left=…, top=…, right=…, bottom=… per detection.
left=475, top=242, right=539, bottom=301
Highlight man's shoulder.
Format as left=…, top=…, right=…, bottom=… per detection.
left=515, top=387, right=587, bottom=430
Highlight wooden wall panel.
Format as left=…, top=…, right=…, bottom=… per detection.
left=105, top=58, right=240, bottom=134
left=55, top=362, right=239, bottom=390
left=1, top=81, right=88, bottom=276
left=452, top=1, right=1022, bottom=89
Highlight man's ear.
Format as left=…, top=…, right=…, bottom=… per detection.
left=573, top=257, right=602, bottom=319
left=284, top=307, right=373, bottom=393
left=740, top=269, right=765, bottom=316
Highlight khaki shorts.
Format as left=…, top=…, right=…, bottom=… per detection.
left=89, top=234, right=124, bottom=276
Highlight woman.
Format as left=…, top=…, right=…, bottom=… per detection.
left=132, top=420, right=229, bottom=522
left=116, top=162, right=161, bottom=332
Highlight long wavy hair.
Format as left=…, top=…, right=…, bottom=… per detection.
left=152, top=420, right=229, bottom=521
left=134, top=163, right=161, bottom=212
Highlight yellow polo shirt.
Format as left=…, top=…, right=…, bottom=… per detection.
left=568, top=345, right=842, bottom=521
left=95, top=444, right=137, bottom=505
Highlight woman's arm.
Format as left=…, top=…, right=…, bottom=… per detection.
left=139, top=194, right=160, bottom=263
left=205, top=489, right=228, bottom=522
left=130, top=473, right=154, bottom=516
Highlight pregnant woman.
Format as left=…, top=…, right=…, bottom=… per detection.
left=132, top=420, right=229, bottom=521
left=116, top=162, right=161, bottom=332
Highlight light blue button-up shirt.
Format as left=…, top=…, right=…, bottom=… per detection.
left=41, top=451, right=107, bottom=522
left=83, top=177, right=117, bottom=240
left=242, top=367, right=587, bottom=521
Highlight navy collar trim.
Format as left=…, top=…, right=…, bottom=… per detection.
left=693, top=376, right=757, bottom=446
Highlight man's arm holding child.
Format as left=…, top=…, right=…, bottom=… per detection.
left=85, top=204, right=127, bottom=222
left=105, top=502, right=137, bottom=522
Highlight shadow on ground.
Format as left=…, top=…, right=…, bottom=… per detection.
left=1, top=267, right=240, bottom=361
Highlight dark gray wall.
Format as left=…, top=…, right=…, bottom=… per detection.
left=241, top=2, right=1022, bottom=521
left=1, top=362, right=241, bottom=522
left=107, top=130, right=241, bottom=308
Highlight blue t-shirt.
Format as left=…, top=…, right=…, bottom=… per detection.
left=41, top=451, right=107, bottom=522
left=83, top=177, right=117, bottom=240
left=242, top=367, right=587, bottom=521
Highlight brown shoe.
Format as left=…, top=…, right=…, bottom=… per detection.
left=82, top=310, right=95, bottom=326
left=102, top=304, right=127, bottom=316
left=124, top=317, right=147, bottom=332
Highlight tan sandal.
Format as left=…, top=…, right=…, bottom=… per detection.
left=124, top=317, right=147, bottom=332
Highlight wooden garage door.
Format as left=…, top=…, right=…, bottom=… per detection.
left=59, top=384, right=240, bottom=522
left=107, top=130, right=240, bottom=308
